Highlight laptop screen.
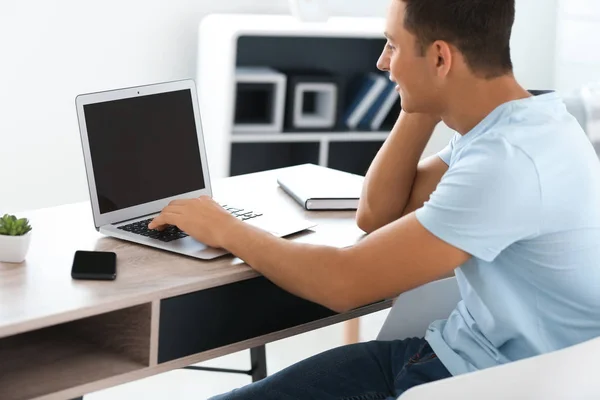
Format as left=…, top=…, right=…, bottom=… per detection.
left=83, top=89, right=206, bottom=214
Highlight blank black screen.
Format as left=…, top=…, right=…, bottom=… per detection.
left=84, top=89, right=205, bottom=214
left=72, top=251, right=116, bottom=275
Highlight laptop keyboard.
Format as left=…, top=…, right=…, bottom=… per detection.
left=117, top=204, right=262, bottom=243
left=118, top=218, right=187, bottom=242
left=220, top=205, right=263, bottom=221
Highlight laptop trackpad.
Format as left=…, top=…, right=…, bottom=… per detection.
left=170, top=236, right=209, bottom=251
left=246, top=217, right=314, bottom=237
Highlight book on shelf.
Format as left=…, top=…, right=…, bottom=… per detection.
left=369, top=82, right=400, bottom=131
left=357, top=80, right=399, bottom=131
left=343, top=73, right=388, bottom=130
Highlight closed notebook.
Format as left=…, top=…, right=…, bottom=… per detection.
left=277, top=164, right=364, bottom=210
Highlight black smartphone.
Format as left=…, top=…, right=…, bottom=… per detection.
left=71, top=250, right=117, bottom=281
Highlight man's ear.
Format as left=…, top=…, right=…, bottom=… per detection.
left=431, top=40, right=452, bottom=78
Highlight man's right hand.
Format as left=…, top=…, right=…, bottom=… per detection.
left=356, top=111, right=448, bottom=234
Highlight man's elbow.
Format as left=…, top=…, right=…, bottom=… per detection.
left=355, top=209, right=379, bottom=234
left=325, top=293, right=371, bottom=314
left=357, top=206, right=412, bottom=234
left=324, top=297, right=355, bottom=314
left=322, top=276, right=362, bottom=313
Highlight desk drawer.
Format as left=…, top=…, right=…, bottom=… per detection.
left=158, top=277, right=336, bottom=363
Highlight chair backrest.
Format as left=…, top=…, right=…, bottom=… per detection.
left=529, top=89, right=554, bottom=96
left=399, top=335, right=600, bottom=399
left=377, top=277, right=460, bottom=341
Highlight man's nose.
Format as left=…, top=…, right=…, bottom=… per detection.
left=377, top=53, right=389, bottom=72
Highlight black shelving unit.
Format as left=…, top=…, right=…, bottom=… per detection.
left=231, top=35, right=394, bottom=177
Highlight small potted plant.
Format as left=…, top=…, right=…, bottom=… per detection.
left=0, top=214, right=33, bottom=263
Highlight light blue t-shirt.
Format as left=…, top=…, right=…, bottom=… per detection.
left=416, top=92, right=600, bottom=376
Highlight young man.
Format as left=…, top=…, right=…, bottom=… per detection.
left=150, top=0, right=600, bottom=398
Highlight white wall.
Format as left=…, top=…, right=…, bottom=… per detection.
left=555, top=0, right=600, bottom=92
left=1, top=0, right=559, bottom=213
left=511, top=0, right=558, bottom=90
left=0, top=0, right=289, bottom=214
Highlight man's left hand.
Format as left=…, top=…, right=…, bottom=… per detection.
left=147, top=196, right=240, bottom=248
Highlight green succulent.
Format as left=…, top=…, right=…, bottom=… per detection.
left=0, top=214, right=32, bottom=236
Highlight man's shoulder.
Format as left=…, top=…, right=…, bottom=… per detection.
left=455, top=131, right=537, bottom=171
left=460, top=111, right=579, bottom=166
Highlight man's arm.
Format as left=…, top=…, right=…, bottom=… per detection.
left=356, top=112, right=448, bottom=234
left=149, top=197, right=469, bottom=314
left=221, top=212, right=469, bottom=313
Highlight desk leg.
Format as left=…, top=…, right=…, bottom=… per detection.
left=344, top=318, right=360, bottom=344
left=183, top=345, right=268, bottom=381
left=250, top=345, right=267, bottom=382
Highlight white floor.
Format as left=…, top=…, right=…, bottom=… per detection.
left=87, top=310, right=390, bottom=399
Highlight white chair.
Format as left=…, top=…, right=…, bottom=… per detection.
left=399, top=334, right=600, bottom=399
left=377, top=276, right=461, bottom=342
left=378, top=276, right=600, bottom=399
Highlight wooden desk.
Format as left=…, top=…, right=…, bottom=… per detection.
left=0, top=168, right=392, bottom=400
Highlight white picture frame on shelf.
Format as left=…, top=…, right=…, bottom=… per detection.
left=293, top=82, right=338, bottom=129
left=233, top=67, right=287, bottom=133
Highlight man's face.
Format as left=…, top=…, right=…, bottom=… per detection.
left=377, top=0, right=440, bottom=114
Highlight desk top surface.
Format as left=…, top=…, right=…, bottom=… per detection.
left=0, top=168, right=365, bottom=338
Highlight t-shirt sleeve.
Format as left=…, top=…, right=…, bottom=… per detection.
left=437, top=133, right=457, bottom=165
left=415, top=137, right=541, bottom=262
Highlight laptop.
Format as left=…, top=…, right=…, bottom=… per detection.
left=75, top=79, right=315, bottom=260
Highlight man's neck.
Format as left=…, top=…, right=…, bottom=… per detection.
left=441, top=75, right=531, bottom=135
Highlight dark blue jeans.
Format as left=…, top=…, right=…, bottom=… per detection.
left=210, top=337, right=451, bottom=400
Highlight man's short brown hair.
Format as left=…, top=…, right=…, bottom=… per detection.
left=401, top=0, right=515, bottom=79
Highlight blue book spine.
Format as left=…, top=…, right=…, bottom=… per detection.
left=343, top=74, right=387, bottom=130
left=342, top=75, right=377, bottom=124
left=358, top=80, right=396, bottom=130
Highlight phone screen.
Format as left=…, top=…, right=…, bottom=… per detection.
left=71, top=250, right=117, bottom=280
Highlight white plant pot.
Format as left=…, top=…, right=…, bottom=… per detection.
left=0, top=232, right=32, bottom=263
